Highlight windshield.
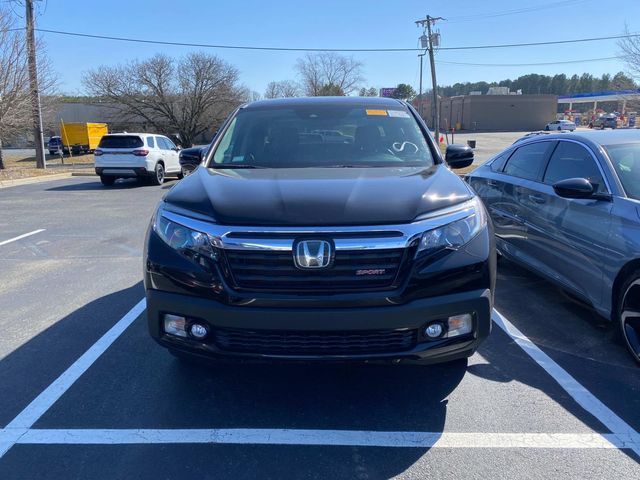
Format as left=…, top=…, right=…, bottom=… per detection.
left=209, top=105, right=435, bottom=168
left=604, top=143, right=640, bottom=200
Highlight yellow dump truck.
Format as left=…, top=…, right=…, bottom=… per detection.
left=60, top=122, right=108, bottom=155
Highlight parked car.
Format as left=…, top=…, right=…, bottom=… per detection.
left=144, top=97, right=495, bottom=365
left=545, top=120, right=576, bottom=132
left=467, top=130, right=640, bottom=362
left=94, top=133, right=182, bottom=186
left=179, top=145, right=209, bottom=177
left=592, top=115, right=618, bottom=130
left=47, top=136, right=66, bottom=155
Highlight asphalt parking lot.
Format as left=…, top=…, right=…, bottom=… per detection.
left=0, top=174, right=639, bottom=479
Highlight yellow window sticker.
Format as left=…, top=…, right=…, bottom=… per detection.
left=365, top=109, right=388, bottom=116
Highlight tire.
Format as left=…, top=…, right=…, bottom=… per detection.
left=617, top=271, right=640, bottom=363
left=557, top=127, right=562, bottom=131
left=177, top=170, right=184, bottom=180
left=149, top=162, right=165, bottom=185
left=544, top=126, right=550, bottom=131
left=100, top=175, right=115, bottom=186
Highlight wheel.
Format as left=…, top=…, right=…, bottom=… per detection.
left=617, top=271, right=640, bottom=363
left=544, top=126, right=550, bottom=131
left=100, top=175, right=115, bottom=186
left=557, top=126, right=562, bottom=131
left=177, top=170, right=184, bottom=180
left=149, top=163, right=165, bottom=185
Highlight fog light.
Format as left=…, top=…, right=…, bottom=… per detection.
left=164, top=314, right=187, bottom=337
left=189, top=323, right=209, bottom=339
left=446, top=313, right=473, bottom=337
left=425, top=322, right=445, bottom=338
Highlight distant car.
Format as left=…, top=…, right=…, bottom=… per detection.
left=467, top=130, right=640, bottom=363
left=94, top=133, right=182, bottom=186
left=179, top=145, right=209, bottom=177
left=47, top=136, right=66, bottom=155
left=592, top=115, right=617, bottom=130
left=545, top=120, right=576, bottom=132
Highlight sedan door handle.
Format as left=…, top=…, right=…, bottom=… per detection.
left=528, top=194, right=546, bottom=204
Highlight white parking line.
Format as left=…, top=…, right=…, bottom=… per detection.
left=12, top=429, right=640, bottom=450
left=0, top=304, right=638, bottom=458
left=492, top=309, right=640, bottom=457
left=0, top=229, right=45, bottom=247
left=0, top=298, right=146, bottom=457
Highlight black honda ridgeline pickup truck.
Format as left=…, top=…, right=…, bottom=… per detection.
left=144, top=97, right=495, bottom=365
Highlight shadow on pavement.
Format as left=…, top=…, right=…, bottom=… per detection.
left=0, top=283, right=145, bottom=427
left=1, top=274, right=639, bottom=476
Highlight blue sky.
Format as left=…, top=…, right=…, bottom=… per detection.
left=24, top=0, right=639, bottom=95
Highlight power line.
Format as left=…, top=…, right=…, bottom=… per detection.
left=33, top=27, right=640, bottom=52
left=437, top=56, right=619, bottom=67
left=446, top=0, right=590, bottom=23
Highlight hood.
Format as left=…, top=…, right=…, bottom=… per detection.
left=163, top=165, right=473, bottom=226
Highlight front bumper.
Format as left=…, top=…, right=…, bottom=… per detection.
left=146, top=287, right=492, bottom=363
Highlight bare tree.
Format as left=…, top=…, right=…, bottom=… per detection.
left=619, top=29, right=640, bottom=82
left=0, top=9, right=57, bottom=170
left=83, top=52, right=245, bottom=147
left=264, top=80, right=301, bottom=99
left=0, top=10, right=29, bottom=169
left=296, top=52, right=364, bottom=96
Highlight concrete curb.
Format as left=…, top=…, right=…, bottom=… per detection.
left=0, top=172, right=74, bottom=189
left=71, top=172, right=97, bottom=177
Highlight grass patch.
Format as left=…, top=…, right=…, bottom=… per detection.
left=0, top=151, right=94, bottom=181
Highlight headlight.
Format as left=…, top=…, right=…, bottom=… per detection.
left=417, top=198, right=486, bottom=256
left=154, top=211, right=218, bottom=261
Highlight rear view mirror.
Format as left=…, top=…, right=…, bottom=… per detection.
left=552, top=177, right=610, bottom=201
left=445, top=144, right=474, bottom=169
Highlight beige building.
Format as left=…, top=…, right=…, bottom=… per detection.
left=415, top=94, right=558, bottom=132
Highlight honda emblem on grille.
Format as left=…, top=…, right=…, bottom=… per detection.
left=294, top=240, right=332, bottom=269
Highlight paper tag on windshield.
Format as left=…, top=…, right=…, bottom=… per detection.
left=365, top=109, right=388, bottom=116
left=387, top=110, right=410, bottom=118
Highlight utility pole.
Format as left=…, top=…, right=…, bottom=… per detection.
left=26, top=0, right=46, bottom=169
left=418, top=51, right=426, bottom=118
left=416, top=15, right=444, bottom=144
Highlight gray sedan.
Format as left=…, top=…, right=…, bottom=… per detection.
left=467, top=130, right=640, bottom=363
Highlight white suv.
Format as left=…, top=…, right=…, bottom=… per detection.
left=94, top=133, right=182, bottom=186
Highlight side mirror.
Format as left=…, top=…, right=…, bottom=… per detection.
left=552, top=177, right=610, bottom=200
left=445, top=144, right=474, bottom=169
left=180, top=148, right=204, bottom=165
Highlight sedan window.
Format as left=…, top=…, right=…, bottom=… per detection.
left=502, top=142, right=551, bottom=181
left=604, top=143, right=640, bottom=200
left=544, top=141, right=606, bottom=193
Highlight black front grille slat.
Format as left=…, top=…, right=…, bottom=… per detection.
left=215, top=328, right=417, bottom=355
left=225, top=247, right=406, bottom=293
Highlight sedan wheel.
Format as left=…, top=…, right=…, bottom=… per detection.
left=619, top=275, right=640, bottom=363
